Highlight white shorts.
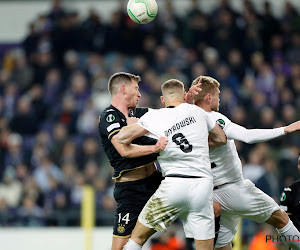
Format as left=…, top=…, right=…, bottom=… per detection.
left=213, top=179, right=280, bottom=248
left=139, top=176, right=214, bottom=240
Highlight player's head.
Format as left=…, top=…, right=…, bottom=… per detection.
left=161, top=79, right=186, bottom=106
left=192, top=76, right=220, bottom=111
left=108, top=72, right=141, bottom=109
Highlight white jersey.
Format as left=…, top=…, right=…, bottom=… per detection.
left=208, top=112, right=244, bottom=186
left=138, top=103, right=216, bottom=179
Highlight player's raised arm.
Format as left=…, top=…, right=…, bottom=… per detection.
left=186, top=79, right=202, bottom=104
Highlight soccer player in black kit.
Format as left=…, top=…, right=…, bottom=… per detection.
left=280, top=156, right=300, bottom=232
left=98, top=72, right=167, bottom=250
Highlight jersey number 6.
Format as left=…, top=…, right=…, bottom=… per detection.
left=172, top=133, right=193, bottom=153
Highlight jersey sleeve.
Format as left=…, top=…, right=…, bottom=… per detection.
left=137, top=111, right=162, bottom=138
left=214, top=113, right=233, bottom=134
left=206, top=114, right=216, bottom=132
left=226, top=123, right=285, bottom=143
left=99, top=111, right=123, bottom=141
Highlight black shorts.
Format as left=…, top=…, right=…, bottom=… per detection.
left=113, top=170, right=163, bottom=237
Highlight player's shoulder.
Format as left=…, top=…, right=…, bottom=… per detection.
left=181, top=103, right=206, bottom=113
left=209, top=111, right=231, bottom=125
left=289, top=180, right=300, bottom=191
left=130, top=107, right=151, bottom=118
left=99, top=106, right=123, bottom=124
left=208, top=111, right=228, bottom=119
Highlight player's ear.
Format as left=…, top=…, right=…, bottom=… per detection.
left=120, top=84, right=126, bottom=94
left=160, top=96, right=165, bottom=105
left=206, top=93, right=212, bottom=102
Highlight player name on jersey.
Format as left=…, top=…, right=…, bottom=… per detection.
left=164, top=116, right=196, bottom=137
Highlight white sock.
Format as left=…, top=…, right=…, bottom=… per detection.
left=122, top=239, right=142, bottom=250
left=277, top=219, right=300, bottom=250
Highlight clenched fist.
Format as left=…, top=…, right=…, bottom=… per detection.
left=154, top=137, right=168, bottom=152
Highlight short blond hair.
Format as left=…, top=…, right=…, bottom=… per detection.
left=161, top=79, right=185, bottom=98
left=108, top=72, right=141, bottom=96
left=192, top=76, right=220, bottom=105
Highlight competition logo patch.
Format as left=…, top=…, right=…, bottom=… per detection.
left=106, top=114, right=115, bottom=123
left=117, top=224, right=125, bottom=234
left=217, top=119, right=225, bottom=129
left=280, top=192, right=286, bottom=202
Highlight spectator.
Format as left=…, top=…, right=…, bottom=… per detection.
left=33, top=155, right=63, bottom=193
left=10, top=97, right=38, bottom=135
left=17, top=196, right=45, bottom=226
left=0, top=167, right=22, bottom=207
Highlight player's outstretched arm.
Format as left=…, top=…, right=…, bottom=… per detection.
left=209, top=123, right=227, bottom=148
left=226, top=122, right=289, bottom=144
left=226, top=120, right=300, bottom=144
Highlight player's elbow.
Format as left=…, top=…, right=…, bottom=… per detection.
left=244, top=139, right=255, bottom=144
left=119, top=151, right=129, bottom=158
left=118, top=146, right=125, bottom=157
left=242, top=132, right=256, bottom=144
left=118, top=147, right=130, bottom=158
left=120, top=151, right=136, bottom=158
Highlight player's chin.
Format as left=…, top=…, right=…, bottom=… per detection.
left=130, top=103, right=138, bottom=109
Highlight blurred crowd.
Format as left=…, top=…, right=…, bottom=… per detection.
left=0, top=0, right=299, bottom=245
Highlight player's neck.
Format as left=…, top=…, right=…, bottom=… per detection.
left=165, top=100, right=183, bottom=108
left=111, top=97, right=130, bottom=118
left=197, top=103, right=211, bottom=112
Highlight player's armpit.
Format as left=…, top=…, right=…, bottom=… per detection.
left=118, top=124, right=148, bottom=144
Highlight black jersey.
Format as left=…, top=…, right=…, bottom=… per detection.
left=280, top=180, right=300, bottom=230
left=98, top=105, right=158, bottom=179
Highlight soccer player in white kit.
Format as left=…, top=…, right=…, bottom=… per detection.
left=191, top=76, right=300, bottom=250
left=118, top=79, right=227, bottom=250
